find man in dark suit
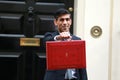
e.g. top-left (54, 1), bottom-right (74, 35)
top-left (43, 8), bottom-right (88, 80)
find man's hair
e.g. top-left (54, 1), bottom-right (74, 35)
top-left (54, 8), bottom-right (71, 19)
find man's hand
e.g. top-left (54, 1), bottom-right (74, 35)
top-left (56, 32), bottom-right (72, 41)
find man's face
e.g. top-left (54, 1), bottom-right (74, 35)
top-left (54, 14), bottom-right (72, 32)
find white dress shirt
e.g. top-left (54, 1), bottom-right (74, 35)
top-left (64, 69), bottom-right (77, 79)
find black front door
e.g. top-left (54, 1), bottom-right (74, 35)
top-left (0, 0), bottom-right (74, 80)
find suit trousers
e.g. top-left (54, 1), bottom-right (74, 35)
top-left (64, 79), bottom-right (77, 80)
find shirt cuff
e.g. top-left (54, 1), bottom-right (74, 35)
top-left (54, 35), bottom-right (58, 41)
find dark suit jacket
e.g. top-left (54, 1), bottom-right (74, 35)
top-left (43, 31), bottom-right (88, 80)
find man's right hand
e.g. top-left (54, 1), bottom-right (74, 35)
top-left (55, 32), bottom-right (72, 41)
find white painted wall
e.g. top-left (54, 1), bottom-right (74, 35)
top-left (74, 0), bottom-right (120, 80)
top-left (111, 0), bottom-right (120, 80)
